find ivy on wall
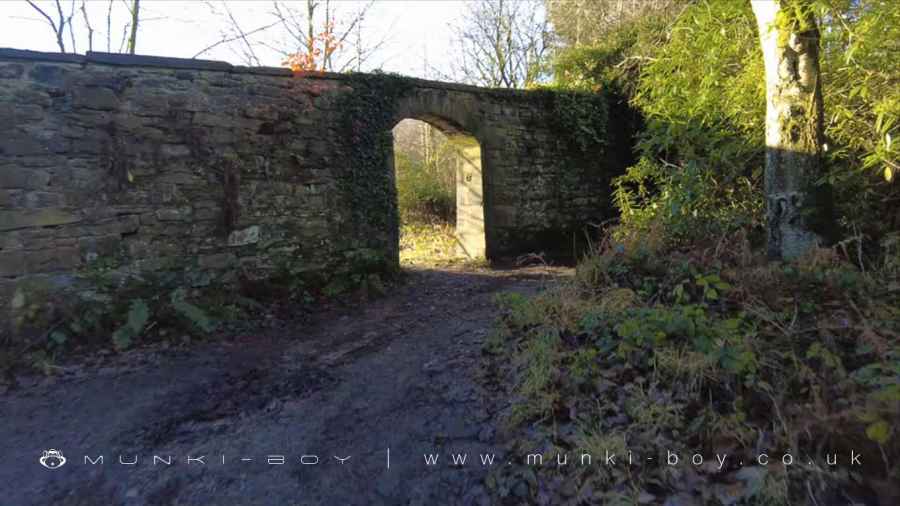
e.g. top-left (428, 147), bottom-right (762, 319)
top-left (528, 88), bottom-right (614, 224)
top-left (538, 88), bottom-right (610, 156)
top-left (335, 73), bottom-right (415, 238)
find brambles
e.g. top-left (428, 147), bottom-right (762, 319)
top-left (486, 228), bottom-right (900, 504)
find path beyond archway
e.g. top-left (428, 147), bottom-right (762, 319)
top-left (392, 117), bottom-right (486, 262)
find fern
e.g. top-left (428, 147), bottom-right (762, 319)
top-left (111, 299), bottom-right (149, 350)
top-left (169, 288), bottom-right (216, 333)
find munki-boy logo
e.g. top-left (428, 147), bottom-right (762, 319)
top-left (39, 449), bottom-right (67, 469)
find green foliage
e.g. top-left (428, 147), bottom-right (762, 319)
top-left (613, 0), bottom-right (767, 244)
top-left (398, 221), bottom-right (464, 266)
top-left (613, 305), bottom-right (755, 375)
top-left (111, 299), bottom-right (149, 350)
top-left (556, 0), bottom-right (899, 247)
top-left (394, 151), bottom-right (455, 223)
top-left (487, 238), bottom-right (900, 502)
top-left (336, 73), bottom-right (415, 237)
top-left (551, 7), bottom-right (680, 96)
top-left (170, 288), bottom-right (216, 333)
top-left (488, 0), bottom-right (900, 500)
top-left (548, 90), bottom-right (609, 153)
top-left (3, 265), bottom-right (233, 372)
top-left (494, 291), bottom-right (544, 329)
top-left (270, 245), bottom-right (395, 302)
top-left (516, 330), bottom-right (562, 421)
top-left (613, 158), bottom-right (764, 243)
top-left (819, 0), bottom-right (900, 234)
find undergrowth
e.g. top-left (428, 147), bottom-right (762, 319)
top-left (398, 220), bottom-right (463, 266)
top-left (485, 226), bottom-right (900, 505)
top-left (2, 270), bottom-right (237, 379)
top-left (1, 249), bottom-right (397, 381)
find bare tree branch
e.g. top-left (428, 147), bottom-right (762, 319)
top-left (106, 0), bottom-right (113, 51)
top-left (118, 21), bottom-right (130, 53)
top-left (80, 0), bottom-right (93, 52)
top-left (192, 19), bottom-right (280, 60)
top-left (222, 0), bottom-right (260, 65)
top-left (26, 0), bottom-right (67, 52)
top-left (66, 0), bottom-right (76, 54)
top-left (448, 0), bottom-right (552, 88)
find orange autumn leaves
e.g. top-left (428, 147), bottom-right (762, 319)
top-left (283, 21), bottom-right (340, 73)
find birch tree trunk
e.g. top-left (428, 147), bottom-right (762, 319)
top-left (751, 0), bottom-right (833, 260)
top-left (127, 0), bottom-right (140, 54)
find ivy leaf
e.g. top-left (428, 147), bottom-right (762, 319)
top-left (112, 299), bottom-right (149, 351)
top-left (49, 331), bottom-right (67, 345)
top-left (871, 384), bottom-right (900, 403)
top-left (866, 420), bottom-right (891, 445)
top-left (126, 299), bottom-right (149, 332)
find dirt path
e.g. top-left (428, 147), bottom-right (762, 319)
top-left (0, 265), bottom-right (566, 506)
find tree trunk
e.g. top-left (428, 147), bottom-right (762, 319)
top-left (127, 0), bottom-right (140, 54)
top-left (751, 0), bottom-right (833, 260)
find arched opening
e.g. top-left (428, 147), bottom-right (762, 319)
top-left (391, 118), bottom-right (485, 265)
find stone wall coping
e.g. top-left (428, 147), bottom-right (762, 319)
top-left (0, 47), bottom-right (544, 98)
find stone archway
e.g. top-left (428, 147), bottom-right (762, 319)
top-left (0, 48), bottom-right (620, 303)
top-left (391, 115), bottom-right (486, 261)
top-left (392, 90), bottom-right (490, 260)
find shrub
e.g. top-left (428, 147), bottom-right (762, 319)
top-left (555, 0), bottom-right (900, 250)
top-left (487, 232), bottom-right (900, 504)
top-left (395, 149), bottom-right (455, 224)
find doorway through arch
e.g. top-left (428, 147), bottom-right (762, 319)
top-left (391, 118), bottom-right (486, 263)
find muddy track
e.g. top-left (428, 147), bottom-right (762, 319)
top-left (0, 266), bottom-right (566, 506)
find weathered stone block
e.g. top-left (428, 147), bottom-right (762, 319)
top-left (139, 212), bottom-right (158, 226)
top-left (74, 86), bottom-right (119, 110)
top-left (0, 231), bottom-right (25, 251)
top-left (28, 64), bottom-right (69, 86)
top-left (227, 225), bottom-right (260, 247)
top-left (193, 112), bottom-right (234, 128)
top-left (0, 102), bottom-right (43, 123)
top-left (0, 190), bottom-right (19, 207)
top-left (156, 172), bottom-right (199, 186)
top-left (0, 63), bottom-right (24, 79)
top-left (0, 209), bottom-right (81, 231)
top-left (193, 207), bottom-right (219, 221)
top-left (27, 246), bottom-right (81, 272)
top-left (24, 191), bottom-right (64, 208)
top-left (155, 207), bottom-right (192, 221)
top-left (0, 251), bottom-right (28, 276)
top-left (167, 92), bottom-right (207, 111)
top-left (0, 133), bottom-right (49, 156)
top-left (160, 144), bottom-right (191, 157)
top-left (198, 252), bottom-right (236, 270)
top-left (78, 234), bottom-right (121, 261)
top-left (116, 214), bottom-right (140, 234)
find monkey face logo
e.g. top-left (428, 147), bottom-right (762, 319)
top-left (39, 450), bottom-right (66, 469)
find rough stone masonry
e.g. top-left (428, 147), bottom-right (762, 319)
top-left (0, 48), bottom-right (622, 314)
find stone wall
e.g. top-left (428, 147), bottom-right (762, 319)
top-left (0, 48), bottom-right (620, 309)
